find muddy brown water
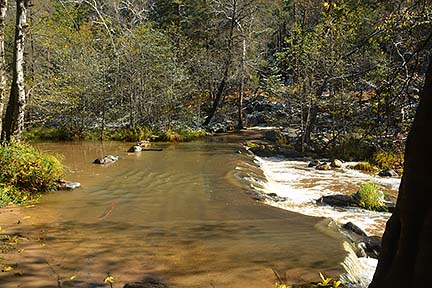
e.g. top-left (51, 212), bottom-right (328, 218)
top-left (0, 141), bottom-right (347, 288)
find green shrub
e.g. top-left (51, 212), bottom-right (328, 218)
top-left (372, 150), bottom-right (404, 172)
top-left (352, 182), bottom-right (387, 212)
top-left (350, 162), bottom-right (378, 173)
top-left (0, 142), bottom-right (64, 207)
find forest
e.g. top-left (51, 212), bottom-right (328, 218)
top-left (0, 0), bottom-right (429, 159)
top-left (0, 0), bottom-right (431, 288)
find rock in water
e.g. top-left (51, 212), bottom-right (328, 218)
top-left (308, 159), bottom-right (321, 167)
top-left (331, 159), bottom-right (343, 168)
top-left (58, 180), bottom-right (81, 190)
top-left (93, 155), bottom-right (119, 164)
top-left (343, 222), bottom-right (368, 237)
top-left (378, 168), bottom-right (398, 177)
top-left (316, 162), bottom-right (331, 170)
top-left (317, 194), bottom-right (353, 207)
top-left (128, 145), bottom-right (142, 152)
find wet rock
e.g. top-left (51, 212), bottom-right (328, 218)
top-left (343, 222), bottom-right (368, 237)
top-left (58, 180), bottom-right (81, 190)
top-left (308, 159), bottom-right (321, 167)
top-left (124, 280), bottom-right (168, 288)
top-left (316, 162), bottom-right (331, 170)
top-left (128, 145), bottom-right (142, 152)
top-left (317, 194), bottom-right (354, 207)
top-left (331, 159), bottom-right (343, 168)
top-left (93, 155), bottom-right (119, 164)
top-left (378, 168), bottom-right (398, 177)
top-left (362, 236), bottom-right (382, 258)
top-left (249, 145), bottom-right (278, 157)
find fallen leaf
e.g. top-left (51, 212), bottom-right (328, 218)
top-left (70, 275), bottom-right (77, 280)
top-left (22, 216), bottom-right (32, 220)
top-left (2, 266), bottom-right (14, 272)
top-left (40, 243), bottom-right (46, 247)
top-left (104, 276), bottom-right (115, 283)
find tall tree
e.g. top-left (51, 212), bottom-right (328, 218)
top-left (0, 0), bottom-right (6, 138)
top-left (369, 57), bottom-right (432, 287)
top-left (1, 0), bottom-right (28, 142)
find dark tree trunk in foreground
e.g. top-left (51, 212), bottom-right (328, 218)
top-left (0, 0), bottom-right (7, 138)
top-left (2, 0), bottom-right (28, 142)
top-left (369, 59), bottom-right (432, 287)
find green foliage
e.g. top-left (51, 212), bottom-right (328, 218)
top-left (372, 150), bottom-right (404, 172)
top-left (110, 127), bottom-right (158, 142)
top-left (350, 162), bottom-right (378, 173)
top-left (0, 142), bottom-right (64, 207)
top-left (352, 182), bottom-right (387, 212)
top-left (23, 127), bottom-right (75, 141)
top-left (159, 128), bottom-right (206, 142)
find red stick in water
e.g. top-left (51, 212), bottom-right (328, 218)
top-left (97, 201), bottom-right (116, 221)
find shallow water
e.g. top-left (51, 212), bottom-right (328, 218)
top-left (0, 141), bottom-right (347, 288)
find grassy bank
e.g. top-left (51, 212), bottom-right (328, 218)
top-left (0, 142), bottom-right (64, 207)
top-left (24, 126), bottom-right (207, 143)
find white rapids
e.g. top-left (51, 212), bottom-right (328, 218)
top-left (240, 155), bottom-right (401, 287)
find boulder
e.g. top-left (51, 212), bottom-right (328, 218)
top-left (308, 159), bottom-right (321, 167)
top-left (343, 222), bottom-right (368, 237)
top-left (331, 159), bottom-right (343, 168)
top-left (378, 168), bottom-right (398, 177)
top-left (316, 162), bottom-right (331, 170)
top-left (362, 235), bottom-right (382, 258)
top-left (93, 155), bottom-right (119, 164)
top-left (317, 194), bottom-right (353, 207)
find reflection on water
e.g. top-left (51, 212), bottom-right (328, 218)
top-left (1, 142), bottom-right (347, 288)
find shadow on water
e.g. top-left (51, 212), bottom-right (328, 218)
top-left (0, 141), bottom-right (347, 287)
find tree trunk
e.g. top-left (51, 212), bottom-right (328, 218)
top-left (0, 0), bottom-right (7, 138)
top-left (2, 0), bottom-right (28, 142)
top-left (369, 59), bottom-right (432, 287)
top-left (236, 37), bottom-right (246, 130)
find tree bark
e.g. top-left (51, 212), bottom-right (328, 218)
top-left (0, 0), bottom-right (7, 138)
top-left (236, 37), bottom-right (246, 130)
top-left (369, 59), bottom-right (432, 287)
top-left (2, 0), bottom-right (28, 142)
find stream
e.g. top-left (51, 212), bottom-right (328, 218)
top-left (0, 140), bottom-right (399, 287)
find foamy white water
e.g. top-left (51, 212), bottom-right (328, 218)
top-left (242, 155), bottom-right (401, 287)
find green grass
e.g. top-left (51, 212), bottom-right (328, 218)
top-left (352, 182), bottom-right (387, 212)
top-left (0, 142), bottom-right (64, 207)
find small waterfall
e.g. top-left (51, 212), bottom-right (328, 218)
top-left (340, 242), bottom-right (378, 288)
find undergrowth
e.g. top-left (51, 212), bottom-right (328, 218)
top-left (0, 142), bottom-right (64, 207)
top-left (352, 182), bottom-right (387, 212)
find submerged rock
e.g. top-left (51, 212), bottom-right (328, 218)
top-left (124, 280), bottom-right (168, 288)
top-left (93, 155), bottom-right (119, 164)
top-left (378, 168), bottom-right (398, 177)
